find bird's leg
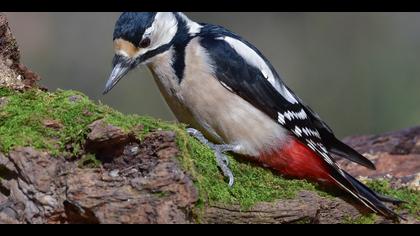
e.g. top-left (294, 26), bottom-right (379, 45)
top-left (187, 128), bottom-right (236, 187)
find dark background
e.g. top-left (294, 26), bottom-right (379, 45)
top-left (5, 12), bottom-right (420, 138)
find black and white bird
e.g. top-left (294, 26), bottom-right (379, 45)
top-left (104, 12), bottom-right (402, 219)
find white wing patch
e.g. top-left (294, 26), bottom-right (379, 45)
top-left (301, 127), bottom-right (321, 139)
top-left (217, 36), bottom-right (298, 104)
top-left (277, 109), bottom-right (321, 139)
top-left (277, 112), bottom-right (286, 125)
top-left (293, 126), bottom-right (302, 137)
top-left (283, 109), bottom-right (308, 121)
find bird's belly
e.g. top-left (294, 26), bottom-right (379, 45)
top-left (147, 39), bottom-right (289, 157)
top-left (150, 67), bottom-right (288, 157)
top-left (182, 76), bottom-right (287, 157)
top-left (178, 73), bottom-right (289, 157)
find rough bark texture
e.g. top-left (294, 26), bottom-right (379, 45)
top-left (5, 121), bottom-right (418, 224)
top-left (0, 128), bottom-right (198, 224)
top-left (201, 191), bottom-right (364, 224)
top-left (0, 14), bottom-right (418, 224)
top-left (340, 127), bottom-right (420, 191)
top-left (0, 13), bottom-right (41, 91)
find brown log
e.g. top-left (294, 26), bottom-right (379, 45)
top-left (0, 13), bottom-right (418, 224)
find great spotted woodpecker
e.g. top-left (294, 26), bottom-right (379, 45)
top-left (103, 12), bottom-right (402, 219)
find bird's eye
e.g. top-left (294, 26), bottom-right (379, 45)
top-left (139, 37), bottom-right (151, 48)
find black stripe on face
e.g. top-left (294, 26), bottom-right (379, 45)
top-left (140, 13), bottom-right (194, 83)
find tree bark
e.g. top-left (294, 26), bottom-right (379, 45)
top-left (0, 13), bottom-right (418, 224)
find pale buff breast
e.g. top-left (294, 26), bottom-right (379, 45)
top-left (147, 38), bottom-right (289, 157)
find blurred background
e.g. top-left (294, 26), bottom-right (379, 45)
top-left (4, 12), bottom-right (420, 138)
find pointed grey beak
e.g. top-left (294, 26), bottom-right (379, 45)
top-left (103, 55), bottom-right (137, 95)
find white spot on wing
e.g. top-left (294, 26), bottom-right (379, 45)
top-left (277, 112), bottom-right (285, 124)
top-left (282, 109), bottom-right (308, 122)
top-left (297, 109), bottom-right (307, 119)
top-left (301, 127), bottom-right (320, 138)
top-left (307, 142), bottom-right (316, 151)
top-left (294, 126), bottom-right (302, 137)
top-left (220, 36), bottom-right (298, 104)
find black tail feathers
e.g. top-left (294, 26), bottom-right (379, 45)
top-left (339, 171), bottom-right (405, 220)
top-left (329, 139), bottom-right (376, 170)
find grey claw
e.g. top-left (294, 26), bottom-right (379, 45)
top-left (223, 157), bottom-right (229, 166)
top-left (186, 128), bottom-right (197, 135)
top-left (187, 127), bottom-right (235, 187)
top-left (215, 151), bottom-right (234, 187)
top-left (227, 170), bottom-right (234, 187)
top-left (217, 159), bottom-right (235, 187)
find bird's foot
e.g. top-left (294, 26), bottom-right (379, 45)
top-left (187, 128), bottom-right (236, 187)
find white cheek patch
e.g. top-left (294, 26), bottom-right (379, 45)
top-left (217, 36), bottom-right (298, 104)
top-left (141, 12), bottom-right (178, 55)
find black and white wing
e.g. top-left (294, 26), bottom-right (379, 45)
top-left (197, 25), bottom-right (401, 219)
top-left (198, 25), bottom-right (375, 170)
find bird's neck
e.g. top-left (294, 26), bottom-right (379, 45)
top-left (146, 48), bottom-right (179, 86)
top-left (143, 13), bottom-right (202, 84)
top-left (174, 12), bottom-right (202, 36)
top-left (146, 13), bottom-right (202, 83)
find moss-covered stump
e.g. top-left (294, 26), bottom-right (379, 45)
top-left (0, 13), bottom-right (418, 224)
top-left (0, 87), bottom-right (418, 224)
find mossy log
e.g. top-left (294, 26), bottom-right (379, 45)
top-left (0, 14), bottom-right (418, 224)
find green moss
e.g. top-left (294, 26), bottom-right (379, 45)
top-left (343, 214), bottom-right (377, 224)
top-left (3, 87), bottom-right (418, 223)
top-left (0, 87), bottom-right (178, 156)
top-left (0, 87), bottom-right (328, 209)
top-left (365, 179), bottom-right (420, 218)
top-left (174, 127), bottom-right (330, 210)
top-left (78, 153), bottom-right (102, 168)
top-left (0, 88), bottom-right (100, 156)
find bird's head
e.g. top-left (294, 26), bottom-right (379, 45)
top-left (103, 12), bottom-right (179, 94)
